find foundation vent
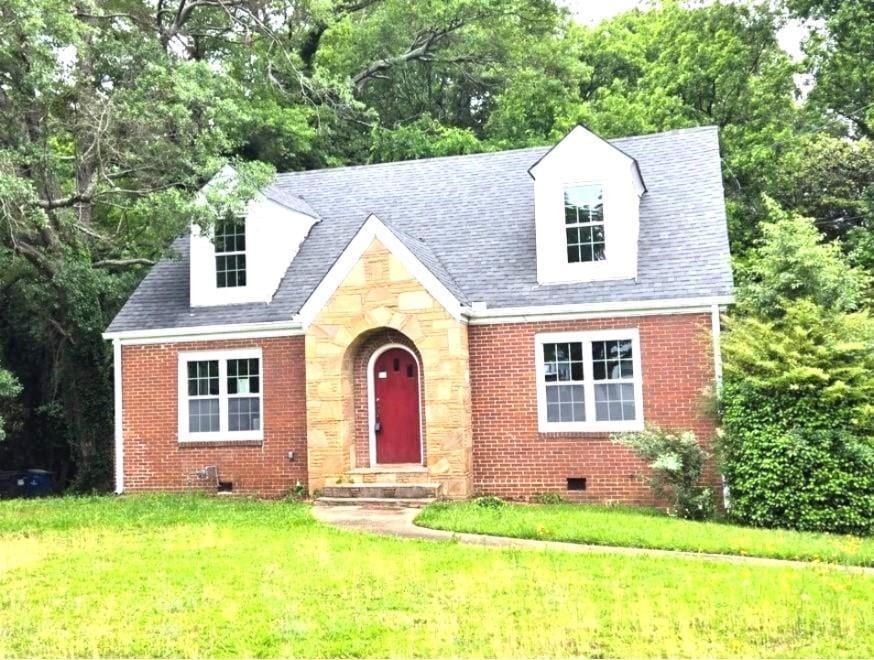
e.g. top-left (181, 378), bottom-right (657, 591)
top-left (566, 477), bottom-right (587, 491)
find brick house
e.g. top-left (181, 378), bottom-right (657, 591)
top-left (104, 125), bottom-right (733, 504)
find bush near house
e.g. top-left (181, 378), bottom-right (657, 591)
top-left (720, 203), bottom-right (874, 535)
top-left (611, 426), bottom-right (714, 520)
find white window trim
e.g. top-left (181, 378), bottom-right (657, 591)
top-left (214, 218), bottom-right (248, 289)
top-left (562, 179), bottom-right (609, 267)
top-left (563, 182), bottom-right (606, 264)
top-left (177, 347), bottom-right (264, 442)
top-left (535, 328), bottom-right (644, 433)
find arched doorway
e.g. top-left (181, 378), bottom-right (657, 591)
top-left (367, 344), bottom-right (423, 464)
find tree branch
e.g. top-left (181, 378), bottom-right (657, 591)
top-left (92, 258), bottom-right (156, 269)
top-left (352, 20), bottom-right (464, 91)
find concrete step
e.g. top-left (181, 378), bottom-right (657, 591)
top-left (320, 482), bottom-right (441, 500)
top-left (314, 497), bottom-right (436, 509)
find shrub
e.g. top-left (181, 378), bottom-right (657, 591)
top-left (720, 207), bottom-right (874, 534)
top-left (720, 382), bottom-right (874, 535)
top-left (473, 495), bottom-right (506, 509)
top-left (531, 492), bottom-right (566, 505)
top-left (612, 426), bottom-right (714, 520)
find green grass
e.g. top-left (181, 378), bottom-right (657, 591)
top-left (415, 500), bottom-right (874, 567)
top-left (1, 496), bottom-right (872, 657)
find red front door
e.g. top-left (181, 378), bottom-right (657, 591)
top-left (373, 348), bottom-right (422, 464)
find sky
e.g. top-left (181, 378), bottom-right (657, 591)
top-left (560, 0), bottom-right (808, 61)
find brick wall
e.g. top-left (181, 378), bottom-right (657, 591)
top-left (121, 335), bottom-right (307, 498)
top-left (468, 313), bottom-right (718, 504)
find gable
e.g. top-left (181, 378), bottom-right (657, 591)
top-left (297, 214), bottom-right (466, 328)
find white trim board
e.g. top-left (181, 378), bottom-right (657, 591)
top-left (103, 296), bottom-right (734, 344)
top-left (112, 339), bottom-right (124, 494)
top-left (104, 321), bottom-right (303, 346)
top-left (467, 296), bottom-right (733, 325)
top-left (297, 213), bottom-right (465, 328)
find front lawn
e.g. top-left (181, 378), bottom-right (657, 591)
top-left (1, 496), bottom-right (872, 657)
top-left (415, 500), bottom-right (874, 567)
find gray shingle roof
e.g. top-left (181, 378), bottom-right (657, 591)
top-left (106, 125), bottom-right (733, 334)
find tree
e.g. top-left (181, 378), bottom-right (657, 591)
top-left (788, 0), bottom-right (874, 138)
top-left (0, 363), bottom-right (21, 443)
top-left (720, 203), bottom-right (874, 534)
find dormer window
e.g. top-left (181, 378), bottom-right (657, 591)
top-left (215, 219), bottom-right (246, 288)
top-left (564, 184), bottom-right (605, 264)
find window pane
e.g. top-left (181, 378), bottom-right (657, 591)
top-left (543, 344), bottom-right (556, 362)
top-left (592, 244), bottom-right (606, 261)
top-left (229, 397), bottom-right (260, 431)
top-left (227, 358), bottom-right (259, 395)
top-left (594, 382), bottom-right (637, 421)
top-left (188, 360), bottom-right (219, 398)
top-left (581, 245), bottom-right (593, 262)
top-left (566, 227), bottom-right (579, 245)
top-left (567, 245), bottom-right (579, 263)
top-left (545, 384), bottom-right (585, 422)
top-left (547, 403), bottom-right (560, 422)
top-left (215, 220), bottom-right (245, 254)
top-left (189, 398), bottom-right (219, 433)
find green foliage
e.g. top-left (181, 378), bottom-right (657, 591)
top-left (721, 208), bottom-right (874, 534)
top-left (734, 198), bottom-right (871, 317)
top-left (788, 0), bottom-right (874, 139)
top-left (612, 426), bottom-right (714, 520)
top-left (417, 499), bottom-right (874, 566)
top-left (370, 116), bottom-right (484, 162)
top-left (0, 362), bottom-right (21, 443)
top-left (720, 387), bottom-right (874, 535)
top-left (530, 491), bottom-right (566, 505)
top-left (472, 495), bottom-right (506, 509)
top-left (3, 497), bottom-right (873, 657)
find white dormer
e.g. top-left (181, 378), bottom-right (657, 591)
top-left (530, 126), bottom-right (646, 285)
top-left (189, 169), bottom-right (319, 307)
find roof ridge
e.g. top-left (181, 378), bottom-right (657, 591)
top-left (273, 125), bottom-right (719, 181)
top-left (274, 145), bottom-right (548, 180)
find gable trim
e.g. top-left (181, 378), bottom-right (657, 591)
top-left (528, 125), bottom-right (647, 192)
top-left (297, 213), bottom-right (466, 328)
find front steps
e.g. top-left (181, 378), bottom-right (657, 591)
top-left (316, 482), bottom-right (440, 508)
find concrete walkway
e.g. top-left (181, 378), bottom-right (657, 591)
top-left (312, 503), bottom-right (874, 574)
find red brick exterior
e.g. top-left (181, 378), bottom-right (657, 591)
top-left (119, 312), bottom-right (717, 504)
top-left (121, 336), bottom-right (307, 498)
top-left (468, 313), bottom-right (718, 504)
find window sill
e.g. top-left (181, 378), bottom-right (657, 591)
top-left (178, 434), bottom-right (264, 447)
top-left (538, 421), bottom-right (644, 435)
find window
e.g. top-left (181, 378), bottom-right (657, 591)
top-left (535, 330), bottom-right (643, 432)
top-left (215, 219), bottom-right (246, 288)
top-left (564, 184), bottom-right (605, 264)
top-left (178, 349), bottom-right (263, 441)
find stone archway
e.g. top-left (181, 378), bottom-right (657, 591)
top-left (350, 328), bottom-right (425, 470)
top-left (304, 238), bottom-right (473, 498)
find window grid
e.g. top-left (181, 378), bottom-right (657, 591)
top-left (215, 220), bottom-right (247, 288)
top-left (186, 360), bottom-right (219, 433)
top-left (227, 358), bottom-right (261, 432)
top-left (564, 184), bottom-right (605, 264)
top-left (543, 342), bottom-right (586, 423)
top-left (180, 352), bottom-right (263, 440)
top-left (591, 339), bottom-right (637, 422)
top-left (537, 332), bottom-right (642, 431)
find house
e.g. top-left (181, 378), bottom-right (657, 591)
top-left (103, 125), bottom-right (733, 503)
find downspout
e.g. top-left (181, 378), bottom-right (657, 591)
top-left (113, 338), bottom-right (124, 494)
top-left (711, 303), bottom-right (729, 510)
